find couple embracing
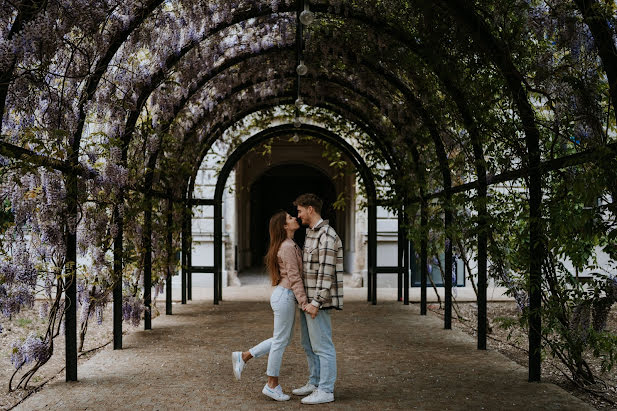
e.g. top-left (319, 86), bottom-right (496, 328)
top-left (232, 193), bottom-right (344, 405)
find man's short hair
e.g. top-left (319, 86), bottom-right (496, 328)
top-left (293, 193), bottom-right (323, 215)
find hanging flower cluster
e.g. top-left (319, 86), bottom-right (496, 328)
top-left (10, 334), bottom-right (51, 369)
top-left (122, 295), bottom-right (145, 327)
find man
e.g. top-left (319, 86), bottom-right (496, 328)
top-left (292, 193), bottom-right (343, 405)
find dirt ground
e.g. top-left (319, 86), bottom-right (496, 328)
top-left (0, 300), bottom-right (150, 410)
top-left (428, 301), bottom-right (617, 410)
top-left (1, 299), bottom-right (594, 410)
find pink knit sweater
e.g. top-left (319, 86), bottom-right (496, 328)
top-left (276, 238), bottom-right (307, 306)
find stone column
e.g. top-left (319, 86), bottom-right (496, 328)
top-left (352, 185), bottom-right (367, 288)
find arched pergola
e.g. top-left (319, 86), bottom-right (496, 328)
top-left (1, 0), bottom-right (616, 391)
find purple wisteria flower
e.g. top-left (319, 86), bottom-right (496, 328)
top-left (1, 257), bottom-right (36, 318)
top-left (122, 296), bottom-right (144, 327)
top-left (11, 334), bottom-right (51, 369)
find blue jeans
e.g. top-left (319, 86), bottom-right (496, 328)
top-left (299, 308), bottom-right (337, 393)
top-left (248, 286), bottom-right (297, 377)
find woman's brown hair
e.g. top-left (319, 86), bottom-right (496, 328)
top-left (264, 210), bottom-right (288, 286)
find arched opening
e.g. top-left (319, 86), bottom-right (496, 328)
top-left (228, 134), bottom-right (358, 286)
top-left (248, 164), bottom-right (337, 266)
top-left (212, 124), bottom-right (378, 304)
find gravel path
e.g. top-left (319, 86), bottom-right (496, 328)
top-left (14, 299), bottom-right (593, 410)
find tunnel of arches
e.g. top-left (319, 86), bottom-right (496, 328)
top-left (0, 0), bottom-right (616, 391)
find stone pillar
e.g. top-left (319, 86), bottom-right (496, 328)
top-left (224, 171), bottom-right (241, 286)
top-left (352, 187), bottom-right (367, 288)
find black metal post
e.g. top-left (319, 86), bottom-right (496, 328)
top-left (218, 257), bottom-right (223, 301)
top-left (65, 173), bottom-right (78, 381)
top-left (444, 202), bottom-right (452, 330)
top-left (187, 212), bottom-right (192, 301)
top-left (166, 266), bottom-right (173, 315)
top-left (529, 171), bottom-right (543, 381)
top-left (113, 206), bottom-right (123, 349)
top-left (403, 209), bottom-right (410, 306)
top-left (206, 124), bottom-right (379, 306)
top-left (214, 199), bottom-right (222, 304)
top-left (166, 195), bottom-right (173, 316)
top-left (143, 193), bottom-right (152, 330)
top-left (420, 201), bottom-right (428, 315)
top-left (369, 202), bottom-right (377, 305)
top-left (367, 262), bottom-right (372, 302)
top-left (397, 208), bottom-right (403, 302)
top-left (181, 197), bottom-right (188, 305)
top-left (477, 182), bottom-right (488, 350)
top-left (218, 210), bottom-right (223, 301)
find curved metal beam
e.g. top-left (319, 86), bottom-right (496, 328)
top-left (181, 78), bottom-right (404, 197)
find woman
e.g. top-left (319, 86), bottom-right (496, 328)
top-left (232, 210), bottom-right (307, 401)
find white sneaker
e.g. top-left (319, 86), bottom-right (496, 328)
top-left (262, 384), bottom-right (291, 401)
top-left (301, 389), bottom-right (334, 405)
top-left (292, 382), bottom-right (317, 396)
top-left (231, 351), bottom-right (245, 380)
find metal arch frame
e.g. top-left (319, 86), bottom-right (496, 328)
top-left (181, 93), bottom-right (409, 302)
top-left (179, 91), bottom-right (409, 304)
top-left (114, 2), bottom-right (520, 370)
top-left (107, 3), bottom-right (541, 356)
top-left (205, 123), bottom-right (378, 305)
top-left (179, 97), bottom-right (396, 295)
top-left (180, 98), bottom-right (384, 307)
top-left (102, 6), bottom-right (489, 345)
top-left (96, 7), bottom-right (475, 324)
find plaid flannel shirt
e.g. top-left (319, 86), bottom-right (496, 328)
top-left (302, 219), bottom-right (344, 310)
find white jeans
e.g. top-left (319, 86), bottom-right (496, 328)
top-left (248, 286), bottom-right (297, 376)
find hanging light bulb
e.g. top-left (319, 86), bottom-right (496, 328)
top-left (295, 97), bottom-right (304, 108)
top-left (291, 133), bottom-right (300, 143)
top-left (294, 117), bottom-right (302, 128)
top-left (300, 11), bottom-right (314, 26)
top-left (296, 61), bottom-right (308, 76)
top-left (299, 3), bottom-right (315, 26)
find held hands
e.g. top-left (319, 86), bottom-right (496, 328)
top-left (303, 303), bottom-right (319, 319)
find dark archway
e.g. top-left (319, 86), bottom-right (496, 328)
top-left (249, 164), bottom-right (338, 266)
